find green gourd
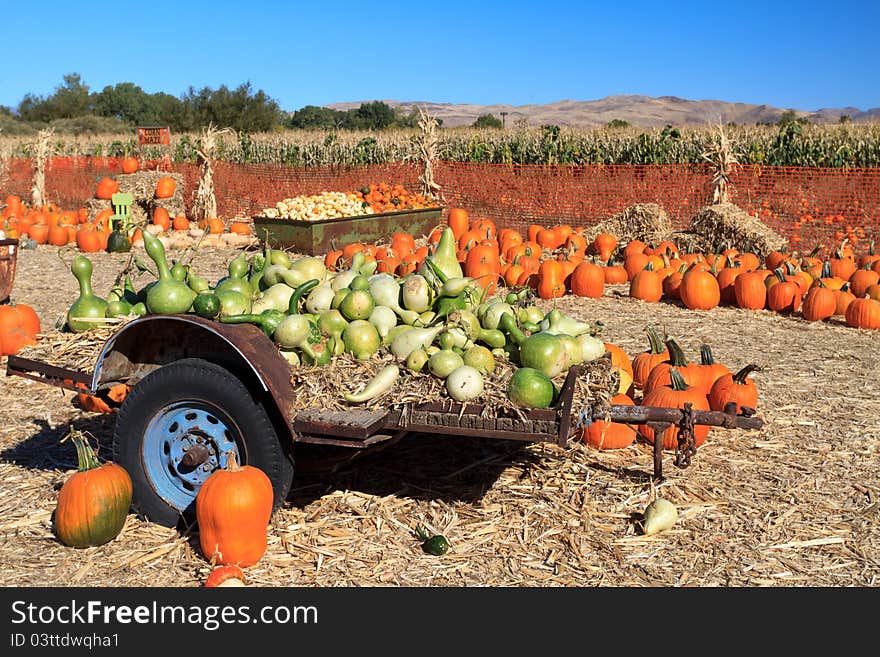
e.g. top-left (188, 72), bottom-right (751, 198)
top-left (141, 230), bottom-right (196, 315)
top-left (66, 255), bottom-right (108, 333)
top-left (170, 261), bottom-right (188, 282)
top-left (105, 299), bottom-right (132, 318)
top-left (220, 309), bottom-right (286, 338)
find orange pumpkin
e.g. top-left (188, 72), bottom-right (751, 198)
top-left (54, 428), bottom-right (132, 548)
top-left (196, 451), bottom-right (274, 567)
top-left (121, 156), bottom-right (139, 174)
top-left (569, 260), bottom-right (604, 298)
top-left (0, 303), bottom-right (41, 356)
top-left (152, 207), bottom-right (171, 232)
top-left (95, 177), bottom-right (119, 200)
top-left (679, 266), bottom-right (720, 310)
top-left (709, 364), bottom-right (759, 414)
top-left (845, 297), bottom-right (880, 330)
top-left (631, 326), bottom-right (669, 391)
top-left (639, 368), bottom-right (711, 450)
top-left (582, 394), bottom-right (637, 449)
top-left (536, 259), bottom-right (565, 299)
top-left (229, 221), bottom-right (252, 236)
top-left (172, 214), bottom-right (190, 231)
top-left (447, 208), bottom-right (469, 241)
top-left (155, 176), bottom-right (176, 199)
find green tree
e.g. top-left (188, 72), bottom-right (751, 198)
top-left (285, 105), bottom-right (341, 129)
top-left (17, 73), bottom-right (92, 122)
top-left (180, 82), bottom-right (282, 131)
top-left (472, 114), bottom-right (503, 129)
top-left (777, 110), bottom-right (798, 126)
top-left (94, 82), bottom-right (160, 125)
top-left (604, 118), bottom-right (630, 129)
top-left (341, 101), bottom-right (396, 130)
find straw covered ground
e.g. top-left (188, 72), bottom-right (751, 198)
top-left (0, 246), bottom-right (878, 587)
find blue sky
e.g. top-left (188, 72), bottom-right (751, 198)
top-left (1, 0), bottom-right (878, 112)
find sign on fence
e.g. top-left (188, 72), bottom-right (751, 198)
top-left (137, 126), bottom-right (171, 146)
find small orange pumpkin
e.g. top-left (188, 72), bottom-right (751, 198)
top-left (54, 428), bottom-right (132, 548)
top-left (155, 176), bottom-right (176, 199)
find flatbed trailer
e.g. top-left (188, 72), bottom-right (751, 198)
top-left (5, 314), bottom-right (763, 527)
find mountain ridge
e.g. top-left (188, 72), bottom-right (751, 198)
top-left (325, 94), bottom-right (880, 128)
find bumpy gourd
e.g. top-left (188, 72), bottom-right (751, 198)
top-left (142, 230), bottom-right (196, 314)
top-left (66, 255), bottom-right (108, 333)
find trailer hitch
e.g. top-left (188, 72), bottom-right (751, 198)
top-left (582, 401), bottom-right (764, 481)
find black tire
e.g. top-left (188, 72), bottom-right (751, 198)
top-left (113, 357), bottom-right (294, 528)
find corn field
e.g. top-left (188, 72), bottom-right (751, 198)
top-left (1, 123), bottom-right (879, 167)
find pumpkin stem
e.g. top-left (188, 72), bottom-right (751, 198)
top-left (225, 451), bottom-right (243, 472)
top-left (772, 268), bottom-right (786, 283)
top-left (645, 326), bottom-right (666, 355)
top-left (668, 368), bottom-right (689, 391)
top-left (808, 245), bottom-right (822, 258)
top-left (65, 425), bottom-right (101, 472)
top-left (820, 259), bottom-right (832, 279)
top-left (732, 364), bottom-right (760, 385)
top-left (700, 344), bottom-right (717, 366)
top-left (664, 338), bottom-right (688, 367)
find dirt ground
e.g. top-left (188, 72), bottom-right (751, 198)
top-left (0, 245), bottom-right (878, 587)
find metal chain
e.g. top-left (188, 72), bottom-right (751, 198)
top-left (674, 402), bottom-right (698, 469)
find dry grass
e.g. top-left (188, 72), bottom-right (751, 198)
top-left (0, 247), bottom-right (878, 587)
top-left (690, 203), bottom-right (789, 258)
top-left (583, 203), bottom-right (672, 247)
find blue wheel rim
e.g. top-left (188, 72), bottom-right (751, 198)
top-left (142, 401), bottom-right (242, 513)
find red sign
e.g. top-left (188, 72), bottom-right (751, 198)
top-left (137, 126), bottom-right (171, 146)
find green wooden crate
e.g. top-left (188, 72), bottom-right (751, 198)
top-left (252, 207), bottom-right (444, 255)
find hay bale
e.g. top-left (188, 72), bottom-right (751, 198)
top-left (85, 171), bottom-right (185, 226)
top-left (583, 203), bottom-right (672, 248)
top-left (664, 230), bottom-right (715, 255)
top-left (689, 203), bottom-right (788, 258)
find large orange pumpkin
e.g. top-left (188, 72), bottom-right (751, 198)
top-left (639, 368), bottom-right (710, 450)
top-left (0, 303), bottom-right (41, 356)
top-left (196, 451), bottom-right (273, 567)
top-left (54, 428), bottom-right (132, 548)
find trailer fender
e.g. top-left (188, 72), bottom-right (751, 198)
top-left (91, 315), bottom-right (295, 431)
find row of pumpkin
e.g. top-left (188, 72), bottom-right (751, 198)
top-left (0, 194), bottom-right (252, 252)
top-left (322, 208), bottom-right (880, 330)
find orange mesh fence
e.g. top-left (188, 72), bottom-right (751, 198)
top-left (3, 157), bottom-right (878, 256)
top-left (435, 161), bottom-right (880, 255)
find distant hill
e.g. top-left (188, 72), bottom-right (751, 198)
top-left (325, 95), bottom-right (880, 128)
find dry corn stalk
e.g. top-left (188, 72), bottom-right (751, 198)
top-left (416, 106), bottom-right (442, 201)
top-left (192, 124), bottom-right (234, 223)
top-left (30, 128), bottom-right (54, 208)
top-left (701, 122), bottom-right (740, 204)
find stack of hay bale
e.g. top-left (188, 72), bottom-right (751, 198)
top-left (86, 171), bottom-right (186, 225)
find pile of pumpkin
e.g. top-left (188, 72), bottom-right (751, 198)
top-left (260, 182), bottom-right (439, 222)
top-left (584, 327), bottom-right (760, 452)
top-left (340, 207), bottom-right (879, 330)
top-left (0, 192), bottom-right (253, 253)
top-left (619, 238), bottom-right (880, 330)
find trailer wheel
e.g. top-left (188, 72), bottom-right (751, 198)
top-left (113, 357), bottom-right (294, 527)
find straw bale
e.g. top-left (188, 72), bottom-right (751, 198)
top-left (86, 171), bottom-right (185, 225)
top-left (583, 203), bottom-right (672, 248)
top-left (689, 203), bottom-right (788, 258)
